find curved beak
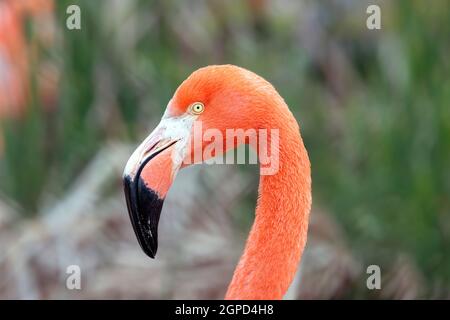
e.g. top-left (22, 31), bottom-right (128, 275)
top-left (123, 116), bottom-right (193, 258)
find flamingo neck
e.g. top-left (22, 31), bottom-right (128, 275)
top-left (225, 111), bottom-right (312, 300)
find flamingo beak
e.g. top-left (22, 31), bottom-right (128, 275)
top-left (123, 116), bottom-right (193, 258)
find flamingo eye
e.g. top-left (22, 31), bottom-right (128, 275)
top-left (189, 102), bottom-right (204, 115)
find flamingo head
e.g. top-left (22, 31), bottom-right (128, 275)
top-left (123, 65), bottom-right (279, 258)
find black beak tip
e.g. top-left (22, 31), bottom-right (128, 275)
top-left (123, 174), bottom-right (164, 260)
top-left (141, 243), bottom-right (156, 259)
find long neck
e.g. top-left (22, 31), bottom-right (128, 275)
top-left (225, 109), bottom-right (312, 300)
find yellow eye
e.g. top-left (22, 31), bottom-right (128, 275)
top-left (190, 102), bottom-right (204, 115)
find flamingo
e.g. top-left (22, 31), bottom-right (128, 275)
top-left (123, 65), bottom-right (312, 300)
top-left (0, 0), bottom-right (56, 154)
top-left (0, 0), bottom-right (55, 118)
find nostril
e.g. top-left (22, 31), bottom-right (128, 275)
top-left (146, 141), bottom-right (159, 153)
top-left (144, 139), bottom-right (177, 156)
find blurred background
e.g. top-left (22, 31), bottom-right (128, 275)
top-left (0, 0), bottom-right (449, 299)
